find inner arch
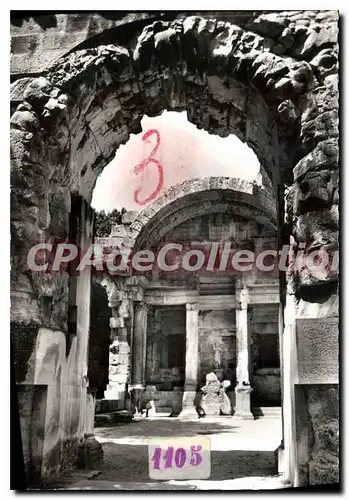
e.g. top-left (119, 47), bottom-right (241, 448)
top-left (122, 177), bottom-right (277, 252)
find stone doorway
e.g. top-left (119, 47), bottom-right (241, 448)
top-left (145, 305), bottom-right (186, 416)
top-left (88, 282), bottom-right (110, 400)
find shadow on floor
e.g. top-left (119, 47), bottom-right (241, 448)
top-left (41, 417), bottom-right (281, 489)
top-left (95, 418), bottom-right (239, 440)
top-left (97, 442), bottom-right (277, 482)
top-left (93, 419), bottom-right (277, 483)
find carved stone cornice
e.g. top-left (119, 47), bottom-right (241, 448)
top-left (186, 303), bottom-right (199, 311)
top-left (124, 276), bottom-right (149, 301)
top-left (100, 276), bottom-right (123, 308)
top-left (236, 284), bottom-right (250, 310)
top-left (134, 301), bottom-right (148, 313)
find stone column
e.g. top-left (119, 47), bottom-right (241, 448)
top-left (233, 283), bottom-right (254, 420)
top-left (130, 302), bottom-right (148, 415)
top-left (104, 299), bottom-right (131, 407)
top-left (132, 302), bottom-right (148, 387)
top-left (179, 303), bottom-right (199, 419)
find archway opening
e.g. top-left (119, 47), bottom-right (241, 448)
top-left (88, 281), bottom-right (110, 399)
top-left (91, 110), bottom-right (265, 214)
top-left (11, 12), bottom-right (339, 488)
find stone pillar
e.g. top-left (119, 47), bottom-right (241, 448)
top-left (130, 302), bottom-right (148, 415)
top-left (132, 302), bottom-right (148, 387)
top-left (104, 299), bottom-right (131, 407)
top-left (233, 283), bottom-right (254, 420)
top-left (179, 303), bottom-right (199, 419)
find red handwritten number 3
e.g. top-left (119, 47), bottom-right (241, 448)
top-left (133, 129), bottom-right (164, 206)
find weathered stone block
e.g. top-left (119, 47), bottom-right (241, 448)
top-left (292, 171), bottom-right (337, 215)
top-left (293, 139), bottom-right (338, 181)
top-left (301, 22), bottom-right (339, 60)
top-left (77, 436), bottom-right (103, 469)
top-left (95, 410), bottom-right (133, 426)
top-left (17, 384), bottom-right (48, 484)
top-left (310, 49), bottom-right (338, 83)
top-left (300, 109), bottom-right (338, 152)
top-left (308, 456), bottom-right (339, 485)
top-left (307, 385), bottom-right (339, 485)
top-left (296, 317), bottom-right (339, 384)
top-left (11, 324), bottom-right (39, 382)
top-left (294, 207), bottom-right (338, 248)
top-left (109, 317), bottom-right (121, 329)
top-left (22, 76), bottom-right (53, 108)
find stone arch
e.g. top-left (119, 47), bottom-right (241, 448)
top-left (11, 16), bottom-right (313, 199)
top-left (120, 177), bottom-right (277, 251)
top-left (11, 13), bottom-right (338, 316)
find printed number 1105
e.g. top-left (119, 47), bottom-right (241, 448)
top-left (152, 445), bottom-right (202, 470)
top-left (148, 436), bottom-right (211, 480)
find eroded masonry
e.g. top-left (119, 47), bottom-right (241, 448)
top-left (11, 11), bottom-right (339, 488)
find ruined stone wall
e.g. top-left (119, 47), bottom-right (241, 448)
top-left (307, 385), bottom-right (339, 484)
top-left (10, 12), bottom-right (168, 77)
top-left (16, 384), bottom-right (47, 484)
top-left (12, 198), bottom-right (97, 479)
top-left (294, 384), bottom-right (339, 485)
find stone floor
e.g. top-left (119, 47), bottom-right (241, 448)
top-left (44, 415), bottom-right (291, 491)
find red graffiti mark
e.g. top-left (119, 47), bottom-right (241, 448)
top-left (133, 129), bottom-right (164, 206)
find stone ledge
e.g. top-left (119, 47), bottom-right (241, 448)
top-left (94, 410), bottom-right (134, 427)
top-left (95, 399), bottom-right (123, 414)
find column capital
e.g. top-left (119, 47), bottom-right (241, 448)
top-left (125, 276), bottom-right (148, 288)
top-left (109, 299), bottom-right (122, 309)
top-left (100, 276), bottom-right (124, 308)
top-left (186, 303), bottom-right (199, 311)
top-left (236, 284), bottom-right (250, 310)
top-left (124, 276), bottom-right (148, 301)
top-left (135, 301), bottom-right (148, 312)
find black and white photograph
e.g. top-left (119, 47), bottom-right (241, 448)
top-left (9, 6), bottom-right (340, 492)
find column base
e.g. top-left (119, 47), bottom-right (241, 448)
top-left (178, 407), bottom-right (199, 419)
top-left (95, 399), bottom-right (122, 414)
top-left (277, 444), bottom-right (285, 475)
top-left (232, 411), bottom-right (255, 421)
top-left (104, 390), bottom-right (125, 400)
top-left (129, 384), bottom-right (145, 415)
top-left (178, 390), bottom-right (198, 419)
top-left (233, 384), bottom-right (253, 420)
top-left (104, 383), bottom-right (126, 406)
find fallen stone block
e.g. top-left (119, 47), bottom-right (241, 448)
top-left (94, 410), bottom-right (134, 427)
